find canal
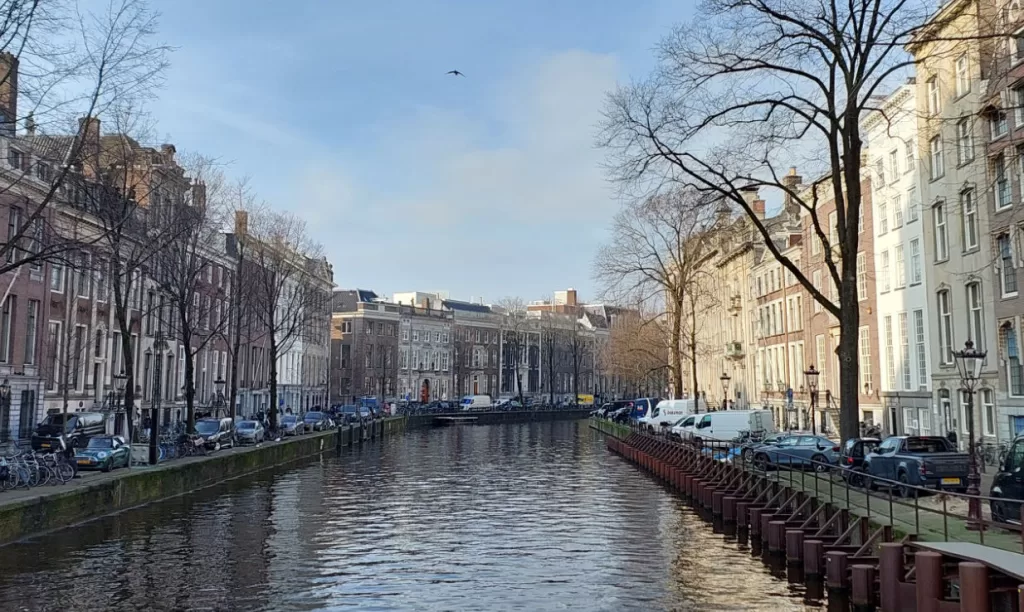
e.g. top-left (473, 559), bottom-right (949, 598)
top-left (0, 421), bottom-right (825, 611)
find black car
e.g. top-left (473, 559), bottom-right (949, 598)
top-left (32, 411), bottom-right (107, 451)
top-left (838, 437), bottom-right (881, 487)
top-left (303, 411), bottom-right (331, 431)
top-left (991, 435), bottom-right (1024, 524)
top-left (611, 407), bottom-right (632, 424)
top-left (195, 418), bottom-right (235, 451)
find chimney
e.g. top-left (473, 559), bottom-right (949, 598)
top-left (234, 210), bottom-right (248, 236)
top-left (191, 180), bottom-right (206, 209)
top-left (0, 52), bottom-right (17, 137)
top-left (77, 116), bottom-right (101, 178)
top-left (752, 199), bottom-right (766, 220)
top-left (160, 143), bottom-right (176, 163)
top-left (566, 289), bottom-right (577, 306)
top-left (782, 167), bottom-right (802, 212)
top-left (24, 111), bottom-right (34, 136)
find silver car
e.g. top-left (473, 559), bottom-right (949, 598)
top-left (234, 420), bottom-right (265, 445)
top-left (281, 414), bottom-right (304, 436)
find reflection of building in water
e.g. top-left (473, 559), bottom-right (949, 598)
top-left (226, 486), bottom-right (274, 602)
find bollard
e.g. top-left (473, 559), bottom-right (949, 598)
top-left (723, 496), bottom-right (737, 522)
top-left (826, 551), bottom-right (850, 590)
top-left (682, 474), bottom-right (693, 498)
top-left (785, 529), bottom-right (803, 565)
top-left (1019, 584), bottom-right (1024, 612)
top-left (958, 562), bottom-right (989, 612)
top-left (750, 508), bottom-right (763, 536)
top-left (768, 521), bottom-right (786, 554)
top-left (878, 543), bottom-right (903, 612)
top-left (915, 551), bottom-right (943, 612)
top-left (851, 564), bottom-right (876, 608)
top-left (761, 513), bottom-right (775, 546)
top-left (803, 540), bottom-right (824, 576)
top-left (736, 502), bottom-right (749, 528)
top-left (712, 491), bottom-right (724, 516)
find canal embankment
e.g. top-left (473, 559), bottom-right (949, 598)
top-left (0, 417), bottom-right (408, 546)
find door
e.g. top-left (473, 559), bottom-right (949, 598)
top-left (772, 437), bottom-right (799, 466)
top-left (791, 436), bottom-right (820, 466)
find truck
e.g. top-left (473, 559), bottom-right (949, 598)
top-left (862, 436), bottom-right (970, 497)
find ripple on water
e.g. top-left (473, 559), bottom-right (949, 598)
top-left (0, 421), bottom-right (826, 611)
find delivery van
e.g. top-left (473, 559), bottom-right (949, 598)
top-left (638, 399), bottom-right (697, 432)
top-left (672, 409), bottom-right (775, 445)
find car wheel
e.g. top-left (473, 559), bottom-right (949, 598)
top-left (811, 454), bottom-right (829, 473)
top-left (898, 473), bottom-right (914, 498)
top-left (214, 441), bottom-right (221, 452)
top-left (849, 470), bottom-right (865, 488)
top-left (754, 454), bottom-right (768, 471)
top-left (101, 460), bottom-right (111, 473)
top-left (991, 499), bottom-right (1006, 524)
top-left (742, 448), bottom-right (753, 464)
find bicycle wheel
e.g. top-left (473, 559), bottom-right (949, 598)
top-left (58, 459), bottom-right (74, 483)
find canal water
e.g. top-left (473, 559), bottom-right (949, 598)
top-left (0, 421), bottom-right (826, 611)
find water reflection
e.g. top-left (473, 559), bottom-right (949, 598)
top-left (0, 421), bottom-right (824, 611)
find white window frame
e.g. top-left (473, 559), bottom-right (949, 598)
top-left (956, 118), bottom-right (973, 165)
top-left (933, 201), bottom-right (949, 261)
top-left (895, 245), bottom-right (906, 289)
top-left (914, 310), bottom-right (928, 389)
top-left (927, 76), bottom-right (940, 115)
top-left (955, 53), bottom-right (970, 97)
top-left (962, 188), bottom-right (979, 250)
top-left (880, 249), bottom-right (891, 293)
top-left (856, 252), bottom-right (867, 301)
top-left (910, 238), bottom-right (922, 285)
top-left (930, 135), bottom-right (944, 180)
top-left (938, 290), bottom-right (953, 364)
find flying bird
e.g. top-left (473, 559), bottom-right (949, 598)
top-left (446, 70), bottom-right (465, 77)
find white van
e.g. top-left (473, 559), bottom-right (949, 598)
top-left (460, 395), bottom-right (492, 411)
top-left (639, 399), bottom-right (697, 432)
top-left (672, 410), bottom-right (775, 444)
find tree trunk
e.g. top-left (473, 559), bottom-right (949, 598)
top-left (268, 334), bottom-right (279, 431)
top-left (229, 301), bottom-right (241, 422)
top-left (670, 293), bottom-right (684, 400)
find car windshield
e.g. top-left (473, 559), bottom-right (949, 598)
top-left (237, 422), bottom-right (256, 430)
top-left (86, 437), bottom-right (113, 449)
top-left (304, 412), bottom-right (323, 421)
top-left (282, 416), bottom-right (297, 424)
top-left (905, 437), bottom-right (952, 453)
top-left (195, 420), bottom-right (220, 435)
top-left (42, 414), bottom-right (76, 432)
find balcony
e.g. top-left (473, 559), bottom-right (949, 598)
top-left (725, 341), bottom-right (744, 360)
top-left (727, 294), bottom-right (742, 313)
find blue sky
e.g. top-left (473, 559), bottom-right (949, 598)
top-left (148, 0), bottom-right (693, 304)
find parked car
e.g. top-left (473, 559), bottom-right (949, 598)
top-left (990, 434), bottom-right (1024, 524)
top-left (73, 435), bottom-right (130, 472)
top-left (862, 436), bottom-right (969, 497)
top-left (357, 406), bottom-right (372, 421)
top-left (678, 410), bottom-right (776, 446)
top-left (303, 411), bottom-right (331, 431)
top-left (235, 420), bottom-right (266, 444)
top-left (336, 405), bottom-right (359, 425)
top-left (630, 398), bottom-right (662, 421)
top-left (752, 435), bottom-right (840, 472)
top-left (32, 411), bottom-right (107, 451)
top-left (281, 414), bottom-right (305, 436)
top-left (195, 417), bottom-right (235, 451)
top-left (740, 431), bottom-right (801, 463)
top-left (611, 407), bottom-right (633, 424)
top-left (838, 437), bottom-right (881, 487)
top-left (460, 395), bottom-right (492, 411)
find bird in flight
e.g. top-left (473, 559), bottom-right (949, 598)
top-left (446, 70), bottom-right (465, 77)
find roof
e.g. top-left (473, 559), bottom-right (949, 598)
top-left (442, 299), bottom-right (491, 313)
top-left (357, 289), bottom-right (379, 303)
top-left (582, 312), bottom-right (608, 329)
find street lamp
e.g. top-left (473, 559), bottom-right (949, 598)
top-left (214, 377), bottom-right (226, 417)
top-left (804, 365), bottom-right (819, 435)
top-left (719, 372), bottom-right (731, 412)
top-left (953, 339), bottom-right (985, 530)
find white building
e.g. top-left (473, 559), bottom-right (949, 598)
top-left (863, 82), bottom-right (935, 436)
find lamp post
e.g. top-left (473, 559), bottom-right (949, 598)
top-left (0, 378), bottom-right (10, 443)
top-left (719, 372), bottom-right (731, 412)
top-left (953, 339), bottom-right (985, 530)
top-left (213, 377), bottom-right (226, 417)
top-left (804, 365), bottom-right (819, 435)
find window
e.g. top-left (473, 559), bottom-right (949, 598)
top-left (982, 389), bottom-right (995, 437)
top-left (933, 202), bottom-right (949, 261)
top-left (967, 282), bottom-right (985, 352)
top-left (412, 329), bottom-right (419, 342)
top-left (95, 259), bottom-right (107, 301)
top-left (1015, 26), bottom-right (1024, 64)
top-left (25, 299), bottom-right (37, 365)
top-left (893, 194), bottom-right (903, 228)
top-left (908, 186), bottom-right (918, 222)
top-left (889, 149), bottom-right (899, 180)
top-left (999, 233), bottom-right (1018, 296)
top-left (938, 290), bottom-right (953, 364)
top-left (899, 312), bottom-right (911, 390)
top-left (939, 389), bottom-right (952, 432)
top-left (895, 245), bottom-right (906, 289)
top-left (0, 296), bottom-right (12, 363)
top-left (365, 344), bottom-right (373, 368)
top-left (914, 310), bottom-right (927, 388)
top-left (49, 263), bottom-right (63, 292)
top-left (856, 252), bottom-right (867, 300)
top-left (905, 139), bottom-right (915, 171)
top-left (956, 119), bottom-right (974, 167)
top-left (1017, 87), bottom-right (1024, 129)
top-left (957, 189), bottom-right (978, 252)
top-left (875, 157), bottom-right (886, 186)
top-left (812, 270), bottom-right (822, 312)
top-left (828, 211), bottom-right (838, 247)
top-left (7, 148), bottom-right (22, 170)
top-left (402, 326), bottom-right (409, 341)
top-left (1005, 324), bottom-right (1024, 396)
top-left (930, 136), bottom-right (944, 180)
top-left (76, 252), bottom-right (89, 297)
top-left (994, 154), bottom-right (1011, 210)
top-left (811, 226), bottom-right (821, 255)
top-left (910, 239), bottom-right (922, 285)
top-left (927, 76), bottom-right (940, 115)
top-left (878, 201), bottom-right (888, 234)
top-left (815, 334), bottom-right (827, 391)
top-left (880, 250), bottom-right (891, 292)
top-left (859, 326), bottom-right (873, 394)
top-left (885, 315), bottom-right (896, 389)
top-left (442, 352), bottom-right (449, 371)
top-left (5, 206), bottom-right (20, 263)
top-left (991, 109), bottom-right (1009, 140)
top-left (955, 54), bottom-right (970, 97)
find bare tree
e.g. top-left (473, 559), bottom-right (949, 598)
top-left (604, 308), bottom-right (670, 399)
top-left (242, 209), bottom-right (323, 430)
top-left (540, 312), bottom-right (564, 406)
top-left (151, 155), bottom-right (229, 431)
top-left (599, 0), bottom-right (948, 440)
top-left (0, 0), bottom-right (170, 276)
top-left (595, 189), bottom-right (716, 400)
top-left (497, 296), bottom-right (527, 406)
